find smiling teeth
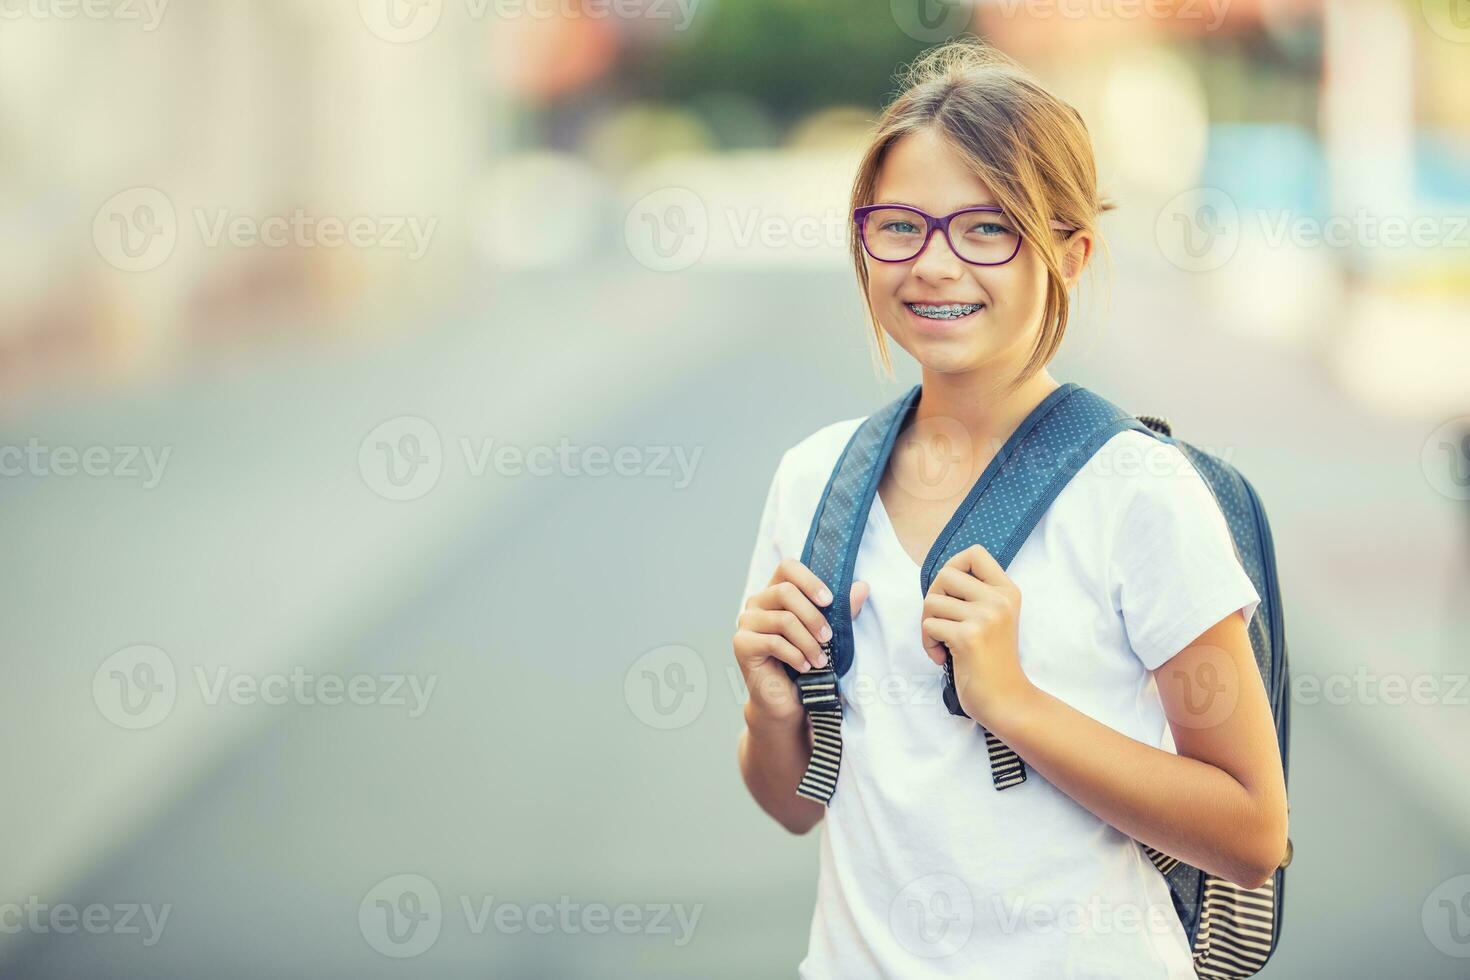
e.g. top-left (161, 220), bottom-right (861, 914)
top-left (908, 302), bottom-right (983, 319)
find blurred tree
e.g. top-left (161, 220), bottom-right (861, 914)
top-left (621, 0), bottom-right (942, 139)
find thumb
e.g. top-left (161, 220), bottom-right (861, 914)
top-left (849, 580), bottom-right (871, 618)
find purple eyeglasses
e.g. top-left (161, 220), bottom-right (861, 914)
top-left (854, 204), bottom-right (1077, 266)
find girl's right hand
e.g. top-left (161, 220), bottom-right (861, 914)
top-left (733, 558), bottom-right (870, 725)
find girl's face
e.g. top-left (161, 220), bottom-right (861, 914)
top-left (865, 127), bottom-right (1079, 379)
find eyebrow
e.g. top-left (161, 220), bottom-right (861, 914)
top-left (878, 200), bottom-right (1001, 211)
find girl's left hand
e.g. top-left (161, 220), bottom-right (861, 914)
top-left (920, 544), bottom-right (1034, 727)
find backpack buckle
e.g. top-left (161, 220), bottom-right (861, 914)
top-left (796, 643), bottom-right (839, 709)
top-left (941, 652), bottom-right (969, 717)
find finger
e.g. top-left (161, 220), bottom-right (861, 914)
top-left (740, 606), bottom-right (825, 668)
top-left (850, 580), bottom-right (871, 618)
top-left (752, 581), bottom-right (831, 652)
top-left (922, 593), bottom-right (972, 625)
top-left (921, 616), bottom-right (964, 667)
top-left (945, 545), bottom-right (1014, 592)
top-left (928, 564), bottom-right (987, 601)
top-left (736, 629), bottom-right (813, 675)
top-left (768, 557), bottom-right (834, 608)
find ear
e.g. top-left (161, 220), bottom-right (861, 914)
top-left (1061, 232), bottom-right (1093, 288)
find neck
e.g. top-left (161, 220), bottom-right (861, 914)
top-left (913, 364), bottom-right (1062, 453)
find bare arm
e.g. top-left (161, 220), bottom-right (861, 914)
top-left (925, 545), bottom-right (1288, 890)
top-left (738, 705), bottom-right (825, 835)
top-left (985, 611), bottom-right (1289, 889)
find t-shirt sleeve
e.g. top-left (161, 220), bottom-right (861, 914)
top-left (1108, 445), bottom-right (1262, 672)
top-left (735, 452), bottom-right (789, 628)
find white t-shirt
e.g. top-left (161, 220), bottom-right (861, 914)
top-left (737, 415), bottom-right (1262, 980)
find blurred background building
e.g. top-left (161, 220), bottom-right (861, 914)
top-left (1, 0), bottom-right (1467, 976)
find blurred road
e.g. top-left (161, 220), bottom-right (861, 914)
top-left (4, 249), bottom-right (1467, 977)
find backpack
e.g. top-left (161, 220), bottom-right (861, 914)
top-left (783, 382), bottom-right (1292, 979)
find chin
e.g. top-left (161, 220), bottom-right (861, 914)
top-left (904, 340), bottom-right (991, 375)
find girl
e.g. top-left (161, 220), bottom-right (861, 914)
top-left (732, 39), bottom-right (1288, 979)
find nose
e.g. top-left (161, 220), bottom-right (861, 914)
top-left (911, 225), bottom-right (963, 281)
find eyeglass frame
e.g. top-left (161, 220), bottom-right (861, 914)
top-left (853, 204), bottom-right (1078, 266)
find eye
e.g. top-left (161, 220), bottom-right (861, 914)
top-left (962, 218), bottom-right (1013, 237)
top-left (880, 219), bottom-right (920, 235)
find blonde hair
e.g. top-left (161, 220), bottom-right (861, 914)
top-left (850, 37), bottom-right (1114, 384)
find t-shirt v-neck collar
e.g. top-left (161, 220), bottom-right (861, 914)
top-left (870, 489), bottom-right (925, 578)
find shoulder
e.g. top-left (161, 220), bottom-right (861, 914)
top-left (1043, 427), bottom-right (1234, 571)
top-left (751, 415), bottom-right (867, 552)
top-left (770, 415), bottom-right (867, 498)
top-left (1063, 429), bottom-right (1244, 602)
top-left (1059, 428), bottom-right (1217, 516)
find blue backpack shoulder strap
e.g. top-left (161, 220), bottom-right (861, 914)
top-left (918, 383), bottom-right (1152, 587)
top-left (791, 382), bottom-right (1151, 678)
top-left (786, 382), bottom-right (1155, 804)
top-left (918, 383), bottom-right (1154, 788)
top-left (790, 384), bottom-right (922, 681)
